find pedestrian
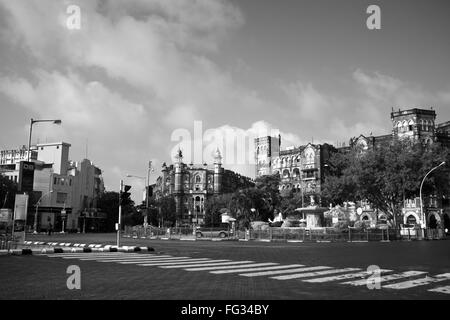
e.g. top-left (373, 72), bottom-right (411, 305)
top-left (48, 222), bottom-right (53, 236)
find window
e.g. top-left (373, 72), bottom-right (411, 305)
top-left (195, 175), bottom-right (201, 183)
top-left (406, 215), bottom-right (417, 225)
top-left (56, 192), bottom-right (67, 204)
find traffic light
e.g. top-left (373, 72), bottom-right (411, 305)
top-left (120, 184), bottom-right (132, 205)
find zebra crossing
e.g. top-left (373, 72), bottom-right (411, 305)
top-left (43, 252), bottom-right (450, 296)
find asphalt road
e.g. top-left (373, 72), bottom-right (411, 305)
top-left (1, 233), bottom-right (449, 300)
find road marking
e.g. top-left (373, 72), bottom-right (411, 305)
top-left (56, 255), bottom-right (141, 259)
top-left (304, 269), bottom-right (393, 283)
top-left (138, 258), bottom-right (215, 266)
top-left (239, 266), bottom-right (331, 277)
top-left (383, 273), bottom-right (450, 289)
top-left (428, 285), bottom-right (450, 295)
top-left (46, 253), bottom-right (128, 258)
top-left (117, 258), bottom-right (197, 264)
top-left (210, 264), bottom-right (305, 274)
top-left (87, 256), bottom-right (179, 262)
top-left (160, 261), bottom-right (252, 269)
top-left (271, 268), bottom-right (361, 280)
top-left (341, 271), bottom-right (427, 286)
top-left (94, 256), bottom-right (181, 262)
top-left (185, 262), bottom-right (278, 272)
top-left (121, 259), bottom-right (224, 265)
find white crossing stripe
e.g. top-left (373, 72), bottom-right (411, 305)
top-left (428, 285), bottom-right (450, 295)
top-left (48, 255), bottom-right (132, 259)
top-left (46, 253), bottom-right (128, 258)
top-left (304, 269), bottom-right (393, 283)
top-left (271, 268), bottom-right (361, 280)
top-left (210, 264), bottom-right (304, 274)
top-left (118, 258), bottom-right (215, 265)
top-left (83, 256), bottom-right (177, 262)
top-left (341, 271), bottom-right (427, 286)
top-left (118, 258), bottom-right (204, 264)
top-left (383, 273), bottom-right (450, 289)
top-left (99, 258), bottom-right (197, 264)
top-left (240, 266), bottom-right (331, 277)
top-left (57, 253), bottom-right (132, 258)
top-left (138, 258), bottom-right (215, 266)
top-left (160, 261), bottom-right (251, 269)
top-left (185, 262), bottom-right (278, 272)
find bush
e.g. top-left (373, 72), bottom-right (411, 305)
top-left (333, 221), bottom-right (349, 231)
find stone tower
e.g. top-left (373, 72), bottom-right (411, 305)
top-left (254, 135), bottom-right (281, 177)
top-left (213, 148), bottom-right (223, 194)
top-left (391, 108), bottom-right (436, 144)
top-left (174, 148), bottom-right (183, 218)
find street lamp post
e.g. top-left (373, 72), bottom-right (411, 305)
top-left (420, 161), bottom-right (446, 231)
top-left (127, 161), bottom-right (154, 225)
top-left (27, 118), bottom-right (62, 162)
top-left (33, 190), bottom-right (53, 234)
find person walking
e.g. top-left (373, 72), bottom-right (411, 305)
top-left (48, 222), bottom-right (53, 236)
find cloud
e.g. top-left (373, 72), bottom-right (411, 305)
top-left (280, 69), bottom-right (450, 144)
top-left (0, 0), bottom-right (258, 200)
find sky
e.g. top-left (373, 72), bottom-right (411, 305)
top-left (0, 0), bottom-right (449, 202)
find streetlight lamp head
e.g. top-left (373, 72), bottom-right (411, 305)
top-left (440, 161), bottom-right (446, 166)
top-left (53, 120), bottom-right (62, 125)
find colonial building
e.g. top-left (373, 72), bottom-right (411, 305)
top-left (153, 149), bottom-right (254, 225)
top-left (255, 134), bottom-right (335, 204)
top-left (349, 107), bottom-right (449, 149)
top-left (255, 107), bottom-right (450, 231)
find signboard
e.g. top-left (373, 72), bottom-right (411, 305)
top-left (61, 209), bottom-right (67, 220)
top-left (221, 213), bottom-right (230, 223)
top-left (18, 161), bottom-right (35, 192)
top-left (13, 193), bottom-right (29, 243)
top-left (0, 208), bottom-right (13, 223)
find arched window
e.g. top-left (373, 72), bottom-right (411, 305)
top-left (195, 196), bottom-right (201, 202)
top-left (406, 215), bottom-right (417, 225)
top-left (195, 175), bottom-right (201, 183)
top-left (293, 168), bottom-right (300, 177)
top-left (408, 119), bottom-right (414, 131)
top-left (282, 169), bottom-right (290, 178)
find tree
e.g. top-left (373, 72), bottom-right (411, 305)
top-left (97, 191), bottom-right (135, 231)
top-left (155, 195), bottom-right (176, 227)
top-left (204, 194), bottom-right (233, 226)
top-left (322, 139), bottom-right (450, 225)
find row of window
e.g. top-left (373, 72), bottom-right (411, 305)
top-left (396, 119), bottom-right (434, 132)
top-left (53, 176), bottom-right (72, 186)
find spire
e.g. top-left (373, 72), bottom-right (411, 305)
top-left (214, 147), bottom-right (222, 164)
top-left (175, 147), bottom-right (183, 163)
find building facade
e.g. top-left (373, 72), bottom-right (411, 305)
top-left (153, 149), bottom-right (254, 225)
top-left (255, 107), bottom-right (450, 230)
top-left (255, 135), bottom-right (336, 204)
top-left (0, 142), bottom-right (105, 232)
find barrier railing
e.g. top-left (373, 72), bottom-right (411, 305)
top-left (122, 225), bottom-right (445, 241)
top-left (0, 234), bottom-right (19, 250)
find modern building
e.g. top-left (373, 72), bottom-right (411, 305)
top-left (0, 142), bottom-right (105, 232)
top-left (153, 149), bottom-right (254, 225)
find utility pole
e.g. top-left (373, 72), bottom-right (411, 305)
top-left (117, 179), bottom-right (123, 247)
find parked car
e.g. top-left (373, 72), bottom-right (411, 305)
top-left (195, 224), bottom-right (230, 238)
